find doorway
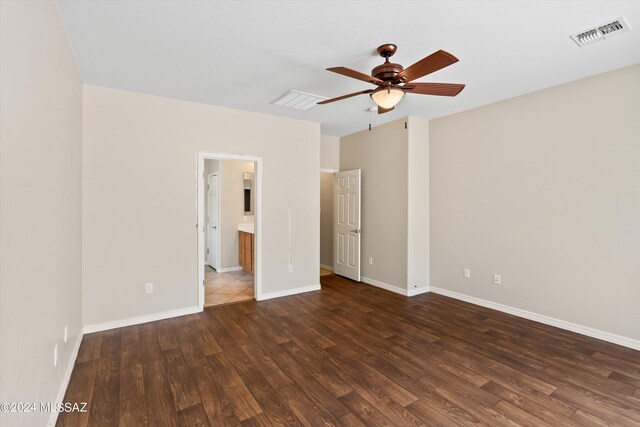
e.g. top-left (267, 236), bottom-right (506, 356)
top-left (320, 170), bottom-right (337, 278)
top-left (198, 153), bottom-right (262, 309)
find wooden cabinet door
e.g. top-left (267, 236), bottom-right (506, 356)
top-left (238, 231), bottom-right (254, 274)
top-left (238, 231), bottom-right (245, 269)
top-left (249, 233), bottom-right (254, 273)
top-left (244, 232), bottom-right (252, 273)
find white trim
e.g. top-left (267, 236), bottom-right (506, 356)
top-left (216, 266), bottom-right (243, 273)
top-left (198, 152), bottom-right (263, 307)
top-left (83, 306), bottom-right (201, 334)
top-left (407, 286), bottom-right (430, 297)
top-left (320, 168), bottom-right (339, 173)
top-left (430, 287), bottom-right (640, 351)
top-left (258, 284), bottom-right (320, 301)
top-left (320, 264), bottom-right (334, 272)
top-left (361, 276), bottom-right (408, 296)
top-left (360, 276), bottom-right (429, 297)
top-left (47, 331), bottom-right (83, 427)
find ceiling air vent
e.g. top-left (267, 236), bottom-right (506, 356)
top-left (571, 17), bottom-right (631, 47)
top-left (270, 90), bottom-right (327, 110)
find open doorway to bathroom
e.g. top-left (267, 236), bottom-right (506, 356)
top-left (198, 153), bottom-right (261, 308)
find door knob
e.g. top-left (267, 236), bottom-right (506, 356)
top-left (350, 229), bottom-right (361, 234)
top-left (212, 225), bottom-right (217, 229)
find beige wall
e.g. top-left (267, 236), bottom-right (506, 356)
top-left (82, 85), bottom-right (320, 326)
top-left (320, 172), bottom-right (334, 268)
top-left (430, 64), bottom-right (640, 342)
top-left (407, 117), bottom-right (430, 291)
top-left (0, 1), bottom-right (83, 426)
top-left (341, 119), bottom-right (409, 289)
top-left (321, 134), bottom-right (340, 170)
top-left (219, 161), bottom-right (254, 269)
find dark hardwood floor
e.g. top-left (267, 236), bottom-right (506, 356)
top-left (58, 275), bottom-right (640, 426)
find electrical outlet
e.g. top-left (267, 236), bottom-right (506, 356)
top-left (464, 268), bottom-right (471, 279)
top-left (369, 257), bottom-right (373, 265)
top-left (64, 325), bottom-right (68, 343)
top-left (493, 274), bottom-right (501, 285)
top-left (288, 265), bottom-right (294, 273)
top-left (146, 282), bottom-right (154, 293)
top-left (53, 344), bottom-right (58, 367)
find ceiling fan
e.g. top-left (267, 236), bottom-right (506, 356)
top-left (318, 44), bottom-right (465, 114)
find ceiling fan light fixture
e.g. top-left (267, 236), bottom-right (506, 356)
top-left (370, 87), bottom-right (404, 109)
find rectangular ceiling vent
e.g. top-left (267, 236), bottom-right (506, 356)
top-left (571, 17), bottom-right (631, 47)
top-left (270, 90), bottom-right (327, 111)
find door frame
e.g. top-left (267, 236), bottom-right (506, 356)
top-left (207, 172), bottom-right (220, 270)
top-left (197, 152), bottom-right (262, 309)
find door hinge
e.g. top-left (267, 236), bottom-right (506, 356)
top-left (404, 121), bottom-right (407, 129)
top-left (207, 248), bottom-right (209, 254)
top-left (207, 184), bottom-right (210, 190)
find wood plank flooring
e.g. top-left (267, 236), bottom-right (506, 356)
top-left (58, 275), bottom-right (640, 426)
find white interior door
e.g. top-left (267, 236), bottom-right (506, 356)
top-left (207, 173), bottom-right (219, 270)
top-left (334, 169), bottom-right (361, 281)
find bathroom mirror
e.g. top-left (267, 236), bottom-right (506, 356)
top-left (243, 172), bottom-right (254, 214)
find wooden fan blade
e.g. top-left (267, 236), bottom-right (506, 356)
top-left (327, 67), bottom-right (383, 85)
top-left (317, 89), bottom-right (374, 105)
top-left (396, 50), bottom-right (459, 82)
top-left (378, 106), bottom-right (394, 114)
top-left (403, 82), bottom-right (465, 97)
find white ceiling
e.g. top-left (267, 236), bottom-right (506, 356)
top-left (56, 1), bottom-right (640, 137)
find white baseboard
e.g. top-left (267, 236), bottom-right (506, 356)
top-left (407, 286), bottom-right (430, 296)
top-left (258, 284), bottom-right (321, 301)
top-left (83, 306), bottom-right (202, 334)
top-left (361, 276), bottom-right (429, 297)
top-left (430, 287), bottom-right (640, 351)
top-left (216, 266), bottom-right (243, 273)
top-left (361, 276), bottom-right (406, 296)
top-left (48, 331), bottom-right (83, 427)
top-left (320, 264), bottom-right (334, 272)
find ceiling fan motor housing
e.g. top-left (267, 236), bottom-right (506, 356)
top-left (373, 44), bottom-right (404, 82)
top-left (372, 62), bottom-right (404, 83)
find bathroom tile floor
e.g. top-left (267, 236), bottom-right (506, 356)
top-left (204, 266), bottom-right (254, 307)
top-left (204, 266), bottom-right (333, 307)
